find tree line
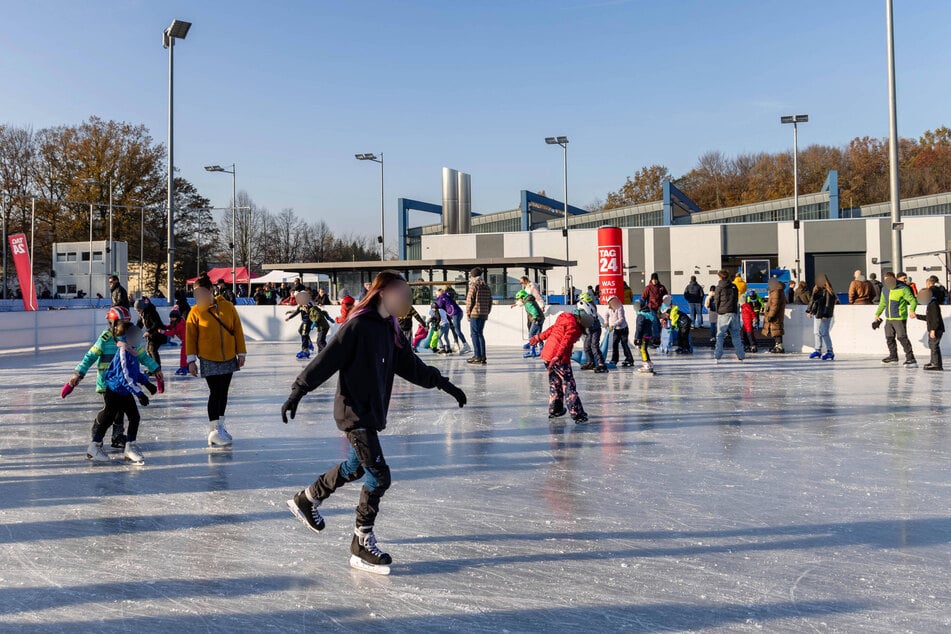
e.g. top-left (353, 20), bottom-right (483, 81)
top-left (595, 126), bottom-right (951, 212)
top-left (0, 117), bottom-right (382, 295)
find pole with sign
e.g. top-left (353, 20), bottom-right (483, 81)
top-left (597, 226), bottom-right (624, 305)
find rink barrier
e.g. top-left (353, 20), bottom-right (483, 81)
top-left (0, 304), bottom-right (948, 356)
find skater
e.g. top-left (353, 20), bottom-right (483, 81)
top-left (411, 322), bottom-right (429, 352)
top-left (96, 322), bottom-right (158, 464)
top-left (874, 272), bottom-right (918, 367)
top-left (436, 286), bottom-right (470, 355)
top-left (578, 296), bottom-right (607, 373)
top-left (714, 270), bottom-right (745, 362)
top-left (683, 275), bottom-right (704, 327)
top-left (515, 289), bottom-right (545, 358)
top-left (163, 308), bottom-right (188, 375)
top-left (399, 305), bottom-right (427, 344)
top-left (705, 285), bottom-right (717, 341)
top-left (740, 297), bottom-right (758, 353)
top-left (186, 274), bottom-right (248, 447)
top-left (67, 306), bottom-right (163, 451)
top-left (286, 291), bottom-right (329, 359)
top-left (465, 267), bottom-right (492, 364)
top-left (529, 305), bottom-right (589, 423)
top-left (806, 274), bottom-right (837, 361)
top-left (762, 278), bottom-right (787, 353)
top-left (134, 298), bottom-right (167, 372)
top-left (632, 301), bottom-right (657, 373)
top-left (336, 295), bottom-right (355, 323)
top-left (435, 302), bottom-right (452, 354)
top-left (658, 295), bottom-right (676, 355)
top-left (673, 311), bottom-right (693, 354)
top-left (604, 295), bottom-right (634, 366)
top-left (641, 273), bottom-right (667, 341)
top-left (915, 287), bottom-right (944, 370)
top-left (280, 270), bottom-right (467, 575)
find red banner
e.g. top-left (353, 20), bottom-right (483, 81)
top-left (8, 233), bottom-right (37, 311)
top-left (597, 226), bottom-right (624, 305)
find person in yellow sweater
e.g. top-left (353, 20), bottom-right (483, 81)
top-left (186, 274), bottom-right (248, 447)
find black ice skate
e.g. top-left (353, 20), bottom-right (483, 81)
top-left (286, 490), bottom-right (325, 533)
top-left (350, 526), bottom-right (391, 575)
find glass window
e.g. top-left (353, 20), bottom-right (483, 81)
top-left (92, 251), bottom-right (103, 261)
top-left (81, 252), bottom-right (90, 261)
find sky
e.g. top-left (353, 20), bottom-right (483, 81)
top-left (2, 0), bottom-right (950, 241)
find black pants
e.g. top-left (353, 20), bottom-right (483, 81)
top-left (610, 326), bottom-right (633, 363)
top-left (146, 336), bottom-right (161, 370)
top-left (92, 390), bottom-right (140, 443)
top-left (205, 373), bottom-right (233, 421)
top-left (299, 321), bottom-right (313, 351)
top-left (308, 428), bottom-right (390, 528)
top-left (884, 319), bottom-right (915, 361)
top-left (584, 327), bottom-right (604, 365)
top-left (929, 333), bottom-right (943, 367)
top-left (314, 327), bottom-right (328, 353)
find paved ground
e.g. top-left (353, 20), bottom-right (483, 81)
top-left (0, 342), bottom-right (949, 632)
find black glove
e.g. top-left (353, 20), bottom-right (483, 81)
top-left (144, 381), bottom-right (158, 395)
top-left (281, 390), bottom-right (303, 423)
top-left (871, 319), bottom-right (882, 330)
top-left (438, 378), bottom-right (467, 408)
top-left (137, 393), bottom-right (150, 407)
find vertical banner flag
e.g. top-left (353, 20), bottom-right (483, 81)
top-left (597, 226), bottom-right (623, 305)
top-left (8, 233), bottom-right (37, 311)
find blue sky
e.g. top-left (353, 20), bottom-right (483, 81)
top-left (2, 1), bottom-right (949, 240)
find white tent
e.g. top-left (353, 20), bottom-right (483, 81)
top-left (252, 270), bottom-right (328, 285)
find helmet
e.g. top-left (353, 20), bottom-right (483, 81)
top-left (105, 306), bottom-right (132, 323)
top-left (579, 291), bottom-right (594, 304)
top-left (515, 289), bottom-right (529, 301)
top-left (575, 300), bottom-right (597, 328)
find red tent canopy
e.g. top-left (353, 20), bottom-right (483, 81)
top-left (186, 267), bottom-right (259, 285)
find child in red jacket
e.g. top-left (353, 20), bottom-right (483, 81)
top-left (740, 299), bottom-right (758, 353)
top-left (164, 308), bottom-right (188, 376)
top-left (530, 308), bottom-right (591, 423)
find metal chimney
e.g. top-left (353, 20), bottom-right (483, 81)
top-left (442, 167), bottom-right (459, 234)
top-left (457, 172), bottom-right (471, 234)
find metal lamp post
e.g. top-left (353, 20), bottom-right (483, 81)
top-left (781, 114), bottom-right (808, 284)
top-left (163, 18), bottom-right (191, 300)
top-left (545, 136), bottom-right (571, 302)
top-left (355, 153), bottom-right (385, 261)
top-left (886, 0), bottom-right (903, 273)
top-left (204, 164), bottom-right (236, 295)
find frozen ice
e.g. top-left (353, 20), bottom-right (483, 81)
top-left (1, 342), bottom-right (950, 632)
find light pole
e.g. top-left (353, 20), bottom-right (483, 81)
top-left (886, 0), bottom-right (902, 273)
top-left (355, 153), bottom-right (385, 261)
top-left (204, 163), bottom-right (236, 295)
top-left (82, 178), bottom-right (114, 275)
top-left (545, 136), bottom-right (571, 302)
top-left (163, 18), bottom-right (191, 300)
top-left (781, 115), bottom-right (808, 284)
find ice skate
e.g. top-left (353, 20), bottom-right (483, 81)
top-left (822, 351), bottom-right (835, 361)
top-left (350, 526), bottom-right (391, 575)
top-left (460, 343), bottom-right (471, 356)
top-left (809, 351), bottom-right (821, 359)
top-left (296, 350), bottom-right (310, 359)
top-left (175, 366), bottom-right (189, 376)
top-left (548, 405), bottom-right (568, 419)
top-left (86, 441), bottom-right (112, 464)
top-left (123, 442), bottom-right (145, 465)
top-left (637, 363), bottom-right (654, 374)
top-left (572, 412), bottom-right (589, 424)
top-left (208, 419), bottom-right (233, 447)
top-left (593, 364), bottom-right (608, 373)
top-left (523, 345), bottom-right (539, 358)
top-left (903, 358), bottom-right (918, 368)
top-left (287, 490), bottom-right (325, 533)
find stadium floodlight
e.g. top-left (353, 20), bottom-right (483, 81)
top-left (356, 153), bottom-right (385, 260)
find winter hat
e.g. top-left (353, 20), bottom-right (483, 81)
top-left (340, 295), bottom-right (355, 306)
top-left (469, 267), bottom-right (483, 278)
top-left (134, 298), bottom-right (149, 312)
top-left (662, 294), bottom-right (672, 303)
top-left (650, 272), bottom-right (659, 282)
top-left (169, 308), bottom-right (181, 318)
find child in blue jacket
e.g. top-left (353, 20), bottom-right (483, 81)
top-left (93, 322), bottom-right (158, 464)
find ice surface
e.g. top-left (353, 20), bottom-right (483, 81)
top-left (1, 343), bottom-right (949, 632)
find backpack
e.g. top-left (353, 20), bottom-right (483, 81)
top-left (308, 306), bottom-right (330, 330)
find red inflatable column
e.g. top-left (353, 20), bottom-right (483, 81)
top-left (597, 226), bottom-right (624, 304)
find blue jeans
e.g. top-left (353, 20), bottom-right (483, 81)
top-left (715, 312), bottom-right (745, 360)
top-left (650, 309), bottom-right (661, 340)
top-left (689, 302), bottom-right (702, 326)
top-left (469, 317), bottom-right (486, 358)
top-left (529, 319), bottom-right (543, 340)
top-left (451, 312), bottom-right (467, 345)
top-left (813, 317), bottom-right (833, 353)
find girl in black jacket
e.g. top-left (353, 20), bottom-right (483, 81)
top-left (281, 270), bottom-right (466, 574)
top-left (807, 274), bottom-right (837, 360)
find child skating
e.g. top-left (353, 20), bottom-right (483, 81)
top-left (633, 301), bottom-right (657, 374)
top-left (99, 322), bottom-right (159, 464)
top-left (285, 291), bottom-right (330, 358)
top-left (164, 308), bottom-right (188, 376)
top-left (604, 295), bottom-right (634, 366)
top-left (515, 289), bottom-right (545, 358)
top-left (66, 306), bottom-right (163, 455)
top-left (529, 304), bottom-right (589, 423)
top-left (577, 294), bottom-right (607, 373)
top-left (280, 270), bottom-right (467, 575)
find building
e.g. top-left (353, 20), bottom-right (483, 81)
top-left (52, 240), bottom-right (128, 299)
top-left (401, 171), bottom-right (951, 298)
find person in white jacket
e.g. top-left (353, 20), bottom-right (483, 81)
top-left (604, 296), bottom-right (634, 367)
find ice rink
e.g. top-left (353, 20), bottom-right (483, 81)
top-left (1, 341), bottom-right (949, 632)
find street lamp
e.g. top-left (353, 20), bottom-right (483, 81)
top-left (545, 136), bottom-right (571, 302)
top-left (163, 18), bottom-right (191, 300)
top-left (780, 115), bottom-right (808, 283)
top-left (355, 153), bottom-right (385, 261)
top-left (204, 163), bottom-right (237, 295)
top-left (886, 0), bottom-right (902, 273)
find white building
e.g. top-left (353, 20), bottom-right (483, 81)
top-left (52, 240), bottom-right (128, 299)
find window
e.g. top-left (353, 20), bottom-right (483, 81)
top-left (66, 252), bottom-right (77, 262)
top-left (92, 251), bottom-right (103, 261)
top-left (81, 251), bottom-right (90, 262)
top-left (56, 252), bottom-right (66, 262)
